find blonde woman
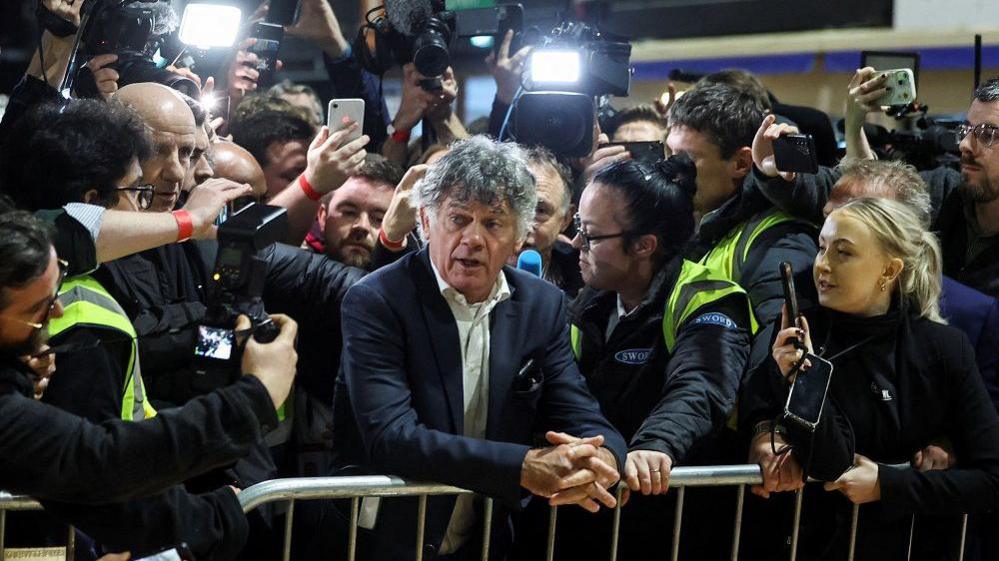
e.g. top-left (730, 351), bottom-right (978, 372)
top-left (746, 197), bottom-right (999, 560)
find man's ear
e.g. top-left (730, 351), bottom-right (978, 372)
top-left (315, 204), bottom-right (328, 233)
top-left (730, 146), bottom-right (754, 180)
top-left (419, 207), bottom-right (431, 241)
top-left (83, 189), bottom-right (100, 205)
top-left (560, 203), bottom-right (577, 233)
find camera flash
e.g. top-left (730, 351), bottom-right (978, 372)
top-left (179, 4), bottom-right (242, 49)
top-left (530, 50), bottom-right (582, 85)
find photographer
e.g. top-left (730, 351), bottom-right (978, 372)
top-left (743, 197), bottom-right (999, 560)
top-left (381, 63), bottom-right (467, 168)
top-left (0, 208), bottom-right (298, 503)
top-left (521, 157), bottom-right (753, 560)
top-left (755, 76), bottom-right (999, 297)
top-left (2, 98), bottom-right (254, 560)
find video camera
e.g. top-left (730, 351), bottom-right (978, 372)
top-left (71, 0), bottom-right (200, 98)
top-left (508, 21), bottom-right (632, 157)
top-left (858, 109), bottom-right (962, 171)
top-left (192, 203), bottom-right (287, 391)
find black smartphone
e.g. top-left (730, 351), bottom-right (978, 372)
top-left (603, 141), bottom-right (665, 165)
top-left (455, 4), bottom-right (524, 53)
top-left (265, 0), bottom-right (301, 26)
top-left (248, 22), bottom-right (284, 88)
top-left (772, 134), bottom-right (818, 174)
top-left (780, 261), bottom-right (800, 327)
top-left (784, 353), bottom-right (834, 430)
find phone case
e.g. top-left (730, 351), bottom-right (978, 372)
top-left (875, 68), bottom-right (916, 107)
top-left (327, 99), bottom-right (365, 143)
top-left (784, 354), bottom-right (834, 430)
top-left (772, 134), bottom-right (819, 174)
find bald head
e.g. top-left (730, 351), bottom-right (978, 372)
top-left (115, 83), bottom-right (196, 132)
top-left (212, 141), bottom-right (267, 200)
top-left (114, 83), bottom-right (197, 212)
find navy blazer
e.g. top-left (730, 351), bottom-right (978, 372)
top-left (335, 248), bottom-right (627, 559)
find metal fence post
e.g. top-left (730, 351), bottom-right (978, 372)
top-left (958, 514), bottom-right (968, 561)
top-left (480, 497), bottom-right (493, 561)
top-left (789, 489), bottom-right (804, 561)
top-left (545, 506), bottom-right (558, 561)
top-left (416, 495), bottom-right (427, 561)
top-left (609, 486), bottom-right (623, 561)
top-left (846, 503), bottom-right (860, 561)
top-left (731, 485), bottom-right (746, 561)
top-left (348, 497), bottom-right (359, 561)
top-left (670, 486), bottom-right (686, 561)
top-left (283, 499), bottom-right (295, 561)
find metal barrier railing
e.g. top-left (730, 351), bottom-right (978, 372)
top-left (0, 464), bottom-right (970, 561)
top-left (235, 464), bottom-right (970, 561)
top-left (0, 492), bottom-right (76, 561)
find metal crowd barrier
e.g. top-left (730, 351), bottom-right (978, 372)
top-left (236, 465), bottom-right (970, 561)
top-left (0, 492), bottom-right (76, 561)
top-left (0, 465), bottom-right (970, 561)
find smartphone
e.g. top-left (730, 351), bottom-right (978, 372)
top-left (327, 99), bottom-right (365, 143)
top-left (134, 544), bottom-right (196, 561)
top-left (861, 50), bottom-right (919, 88)
top-left (773, 134), bottom-right (819, 174)
top-left (780, 261), bottom-right (800, 327)
top-left (603, 141), bottom-right (665, 165)
top-left (873, 68), bottom-right (917, 107)
top-left (784, 353), bottom-right (834, 430)
top-left (265, 0), bottom-right (301, 26)
top-left (248, 22), bottom-right (284, 88)
top-left (194, 325), bottom-right (236, 361)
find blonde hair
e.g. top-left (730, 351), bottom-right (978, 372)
top-left (835, 197), bottom-right (944, 323)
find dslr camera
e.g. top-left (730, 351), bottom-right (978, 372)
top-left (192, 204), bottom-right (287, 391)
top-left (72, 0), bottom-right (199, 98)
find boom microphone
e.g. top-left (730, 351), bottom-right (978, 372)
top-left (384, 0), bottom-right (433, 36)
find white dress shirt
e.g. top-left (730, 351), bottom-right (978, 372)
top-left (431, 259), bottom-right (511, 554)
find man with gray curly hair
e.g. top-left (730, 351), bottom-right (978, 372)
top-left (335, 136), bottom-right (626, 560)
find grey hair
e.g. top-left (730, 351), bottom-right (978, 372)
top-left (835, 158), bottom-right (932, 226)
top-left (411, 136), bottom-right (537, 240)
top-left (973, 77), bottom-right (999, 103)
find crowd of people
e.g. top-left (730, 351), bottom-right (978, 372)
top-left (1, 0), bottom-right (998, 560)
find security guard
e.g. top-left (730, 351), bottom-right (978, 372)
top-left (46, 275), bottom-right (155, 421)
top-left (516, 158), bottom-right (755, 561)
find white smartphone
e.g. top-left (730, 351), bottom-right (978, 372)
top-left (327, 98), bottom-right (365, 143)
top-left (875, 68), bottom-right (916, 107)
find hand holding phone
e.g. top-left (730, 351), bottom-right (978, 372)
top-left (772, 134), bottom-right (819, 174)
top-left (327, 99), bottom-right (365, 144)
top-left (601, 141), bottom-right (665, 165)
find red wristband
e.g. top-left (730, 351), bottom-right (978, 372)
top-left (172, 209), bottom-right (194, 242)
top-left (379, 228), bottom-right (406, 250)
top-left (391, 128), bottom-right (412, 144)
top-left (299, 174), bottom-right (322, 201)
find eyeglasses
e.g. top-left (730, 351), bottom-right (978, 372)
top-left (117, 185), bottom-right (156, 210)
top-left (957, 122), bottom-right (999, 148)
top-left (572, 213), bottom-right (631, 252)
top-left (0, 259), bottom-right (68, 330)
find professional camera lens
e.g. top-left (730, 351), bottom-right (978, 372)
top-left (411, 18), bottom-right (451, 77)
top-left (514, 91), bottom-right (595, 157)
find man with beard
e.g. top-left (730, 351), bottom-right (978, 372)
top-left (310, 155), bottom-right (403, 269)
top-left (756, 76), bottom-right (999, 297)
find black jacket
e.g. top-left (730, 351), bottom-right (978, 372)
top-left (743, 304), bottom-right (999, 560)
top-left (39, 325), bottom-right (248, 561)
top-left (0, 355), bottom-right (277, 503)
top-left (569, 256), bottom-right (752, 462)
top-left (754, 165), bottom-right (999, 297)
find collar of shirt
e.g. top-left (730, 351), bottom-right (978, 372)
top-left (430, 257), bottom-right (512, 317)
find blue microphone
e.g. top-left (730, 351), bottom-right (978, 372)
top-left (516, 249), bottom-right (543, 277)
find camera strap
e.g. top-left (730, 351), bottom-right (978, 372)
top-left (36, 2), bottom-right (79, 38)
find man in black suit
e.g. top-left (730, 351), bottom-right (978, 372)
top-left (336, 136), bottom-right (627, 560)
